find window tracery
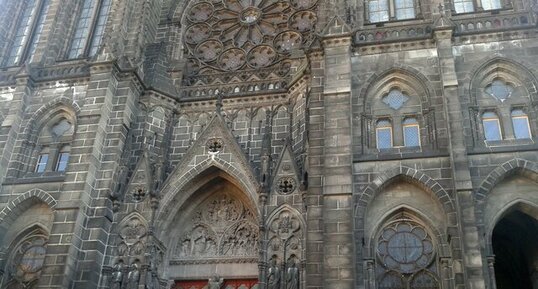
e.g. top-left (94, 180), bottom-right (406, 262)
top-left (4, 231), bottom-right (48, 289)
top-left (183, 0), bottom-right (318, 75)
top-left (470, 62), bottom-right (536, 145)
top-left (376, 216), bottom-right (439, 289)
top-left (23, 112), bottom-right (75, 176)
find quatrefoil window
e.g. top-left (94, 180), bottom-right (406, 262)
top-left (277, 177), bottom-right (296, 194)
top-left (485, 79), bottom-right (513, 102)
top-left (382, 89), bottom-right (409, 110)
top-left (207, 138), bottom-right (224, 153)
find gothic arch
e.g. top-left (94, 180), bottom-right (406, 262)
top-left (23, 97), bottom-right (79, 141)
top-left (469, 56), bottom-right (538, 105)
top-left (355, 166), bottom-right (456, 220)
top-left (486, 200), bottom-right (538, 250)
top-left (366, 205), bottom-right (450, 257)
top-left (157, 159), bottom-right (260, 229)
top-left (0, 189), bottom-right (57, 232)
top-left (475, 158), bottom-right (538, 206)
top-left (358, 66), bottom-right (435, 109)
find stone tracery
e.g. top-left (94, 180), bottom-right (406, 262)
top-left (183, 0), bottom-right (318, 74)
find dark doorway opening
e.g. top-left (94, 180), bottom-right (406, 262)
top-left (493, 210), bottom-right (538, 289)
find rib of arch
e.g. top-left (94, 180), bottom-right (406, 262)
top-left (155, 159), bottom-right (261, 233)
top-left (363, 205), bottom-right (451, 258)
top-left (23, 96), bottom-right (80, 137)
top-left (475, 158), bottom-right (538, 206)
top-left (468, 56), bottom-right (538, 103)
top-left (356, 166), bottom-right (456, 216)
top-left (0, 189), bottom-right (56, 228)
top-left (358, 66), bottom-right (435, 107)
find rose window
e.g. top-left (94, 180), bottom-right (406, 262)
top-left (184, 0), bottom-right (318, 72)
top-left (376, 218), bottom-right (440, 289)
top-left (377, 220), bottom-right (435, 274)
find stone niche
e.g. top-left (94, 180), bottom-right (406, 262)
top-left (167, 177), bottom-right (259, 280)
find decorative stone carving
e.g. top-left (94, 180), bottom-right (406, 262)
top-left (267, 256), bottom-right (281, 289)
top-left (110, 261), bottom-right (124, 289)
top-left (208, 275), bottom-right (224, 289)
top-left (286, 257), bottom-right (300, 289)
top-left (266, 208), bottom-right (303, 289)
top-left (276, 177), bottom-right (296, 195)
top-left (183, 0), bottom-right (318, 73)
top-left (127, 262), bottom-right (140, 289)
top-left (207, 138), bottom-right (224, 153)
top-left (174, 193), bottom-right (259, 262)
top-left (117, 215), bottom-right (148, 259)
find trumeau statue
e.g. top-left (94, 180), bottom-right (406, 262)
top-left (208, 274), bottom-right (223, 289)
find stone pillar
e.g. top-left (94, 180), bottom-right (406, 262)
top-left (435, 24), bottom-right (487, 289)
top-left (320, 20), bottom-right (354, 289)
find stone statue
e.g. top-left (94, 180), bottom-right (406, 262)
top-left (110, 261), bottom-right (124, 289)
top-left (267, 258), bottom-right (281, 289)
top-left (208, 274), bottom-right (223, 289)
top-left (127, 263), bottom-right (140, 289)
top-left (286, 259), bottom-right (299, 289)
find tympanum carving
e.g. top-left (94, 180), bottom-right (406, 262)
top-left (174, 193), bottom-right (259, 261)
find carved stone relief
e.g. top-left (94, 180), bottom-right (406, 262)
top-left (266, 209), bottom-right (303, 288)
top-left (174, 193), bottom-right (259, 262)
top-left (117, 215), bottom-right (148, 258)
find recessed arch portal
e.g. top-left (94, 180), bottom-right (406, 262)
top-left (160, 166), bottom-right (260, 285)
top-left (490, 204), bottom-right (538, 289)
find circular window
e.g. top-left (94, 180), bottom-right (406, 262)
top-left (11, 236), bottom-right (47, 283)
top-left (377, 220), bottom-right (434, 274)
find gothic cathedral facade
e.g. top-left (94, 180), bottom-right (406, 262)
top-left (0, 0), bottom-right (537, 288)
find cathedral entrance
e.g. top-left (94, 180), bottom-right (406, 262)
top-left (163, 171), bottom-right (260, 286)
top-left (492, 210), bottom-right (538, 289)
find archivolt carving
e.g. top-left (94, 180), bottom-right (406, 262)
top-left (174, 193), bottom-right (259, 260)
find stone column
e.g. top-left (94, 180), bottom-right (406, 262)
top-left (486, 256), bottom-right (497, 289)
top-left (435, 23), bottom-right (487, 289)
top-left (320, 17), bottom-right (354, 289)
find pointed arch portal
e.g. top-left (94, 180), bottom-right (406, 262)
top-left (491, 206), bottom-right (538, 289)
top-left (160, 166), bottom-right (260, 288)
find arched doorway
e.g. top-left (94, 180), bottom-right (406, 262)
top-left (162, 169), bottom-right (260, 288)
top-left (492, 210), bottom-right (538, 289)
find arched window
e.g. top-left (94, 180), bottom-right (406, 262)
top-left (403, 117), bottom-right (420, 147)
top-left (28, 116), bottom-right (74, 175)
top-left (368, 0), bottom-right (416, 23)
top-left (376, 119), bottom-right (393, 149)
top-left (3, 0), bottom-right (51, 66)
top-left (511, 109), bottom-right (531, 139)
top-left (67, 0), bottom-right (112, 59)
top-left (376, 216), bottom-right (439, 289)
top-left (482, 112), bottom-right (502, 141)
